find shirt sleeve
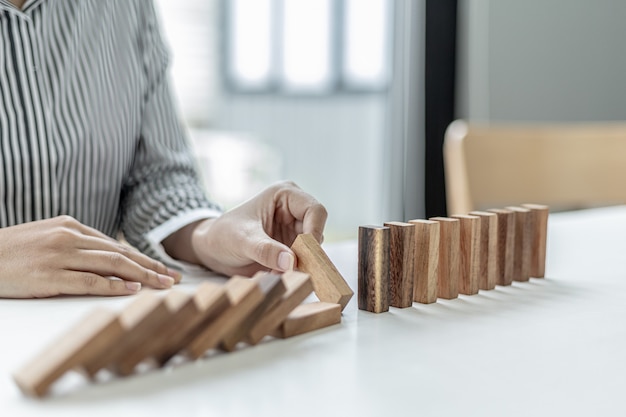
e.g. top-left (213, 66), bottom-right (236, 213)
top-left (120, 1), bottom-right (222, 266)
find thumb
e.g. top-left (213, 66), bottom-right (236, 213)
top-left (245, 233), bottom-right (295, 272)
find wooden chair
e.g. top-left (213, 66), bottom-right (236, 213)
top-left (443, 119), bottom-right (626, 214)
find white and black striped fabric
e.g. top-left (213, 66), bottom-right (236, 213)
top-left (0, 0), bottom-right (220, 261)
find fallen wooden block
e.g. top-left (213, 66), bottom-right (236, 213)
top-left (358, 225), bottom-right (390, 313)
top-left (408, 219), bottom-right (440, 304)
top-left (487, 208), bottom-right (515, 286)
top-left (291, 234), bottom-right (353, 311)
top-left (273, 302), bottom-right (341, 338)
top-left (506, 206), bottom-right (532, 282)
top-left (13, 308), bottom-right (123, 397)
top-left (522, 203), bottom-right (549, 278)
top-left (469, 211), bottom-right (498, 290)
top-left (430, 217), bottom-right (460, 299)
top-left (384, 221), bottom-right (416, 308)
top-left (246, 271), bottom-right (313, 345)
top-left (451, 214), bottom-right (481, 295)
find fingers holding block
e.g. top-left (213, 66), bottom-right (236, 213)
top-left (273, 302), bottom-right (342, 339)
top-left (358, 225), bottom-right (390, 313)
top-left (384, 221), bottom-right (416, 308)
top-left (408, 220), bottom-right (440, 304)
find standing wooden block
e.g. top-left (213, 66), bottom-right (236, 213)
top-left (506, 206), bottom-right (532, 282)
top-left (13, 308), bottom-right (123, 397)
top-left (185, 277), bottom-right (264, 360)
top-left (358, 225), bottom-right (390, 313)
top-left (469, 211), bottom-right (498, 290)
top-left (82, 293), bottom-right (169, 377)
top-left (291, 234), bottom-right (353, 311)
top-left (487, 208), bottom-right (516, 286)
top-left (408, 219), bottom-right (440, 304)
top-left (429, 217), bottom-right (460, 299)
top-left (247, 271), bottom-right (313, 345)
top-left (273, 302), bottom-right (342, 338)
top-left (383, 221), bottom-right (416, 308)
top-left (451, 214), bottom-right (481, 295)
top-left (522, 203), bottom-right (549, 278)
top-left (220, 273), bottom-right (287, 352)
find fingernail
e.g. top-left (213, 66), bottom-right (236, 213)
top-left (125, 282), bottom-right (141, 292)
top-left (158, 275), bottom-right (175, 287)
top-left (167, 268), bottom-right (183, 283)
top-left (278, 251), bottom-right (295, 271)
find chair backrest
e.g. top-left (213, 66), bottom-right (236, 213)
top-left (443, 119), bottom-right (626, 214)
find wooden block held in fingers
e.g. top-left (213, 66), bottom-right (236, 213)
top-left (220, 273), bottom-right (286, 352)
top-left (451, 214), bottom-right (481, 295)
top-left (470, 211), bottom-right (498, 290)
top-left (522, 203), bottom-right (549, 278)
top-left (430, 217), bottom-right (460, 299)
top-left (358, 225), bottom-right (390, 313)
top-left (273, 302), bottom-right (341, 338)
top-left (384, 221), bottom-right (416, 308)
top-left (185, 277), bottom-right (264, 359)
top-left (247, 271), bottom-right (313, 345)
top-left (82, 293), bottom-right (169, 377)
top-left (506, 206), bottom-right (532, 282)
top-left (13, 308), bottom-right (123, 397)
top-left (291, 234), bottom-right (353, 310)
top-left (408, 219), bottom-right (440, 304)
top-left (488, 208), bottom-right (515, 286)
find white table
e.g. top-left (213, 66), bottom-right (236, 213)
top-left (2, 206), bottom-right (626, 416)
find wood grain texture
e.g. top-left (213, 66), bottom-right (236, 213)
top-left (358, 225), bottom-right (390, 313)
top-left (13, 308), bottom-right (123, 397)
top-left (220, 273), bottom-right (286, 352)
top-left (247, 271), bottom-right (313, 345)
top-left (185, 277), bottom-right (264, 359)
top-left (506, 206), bottom-right (532, 282)
top-left (429, 217), bottom-right (460, 299)
top-left (469, 211), bottom-right (498, 290)
top-left (273, 302), bottom-right (341, 338)
top-left (451, 214), bottom-right (481, 295)
top-left (383, 221), bottom-right (416, 308)
top-left (291, 234), bottom-right (353, 310)
top-left (522, 203), bottom-right (549, 278)
top-left (488, 208), bottom-right (515, 286)
top-left (408, 219), bottom-right (440, 304)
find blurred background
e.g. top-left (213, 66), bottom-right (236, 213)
top-left (153, 0), bottom-right (626, 241)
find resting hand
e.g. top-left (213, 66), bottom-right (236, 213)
top-left (0, 216), bottom-right (180, 298)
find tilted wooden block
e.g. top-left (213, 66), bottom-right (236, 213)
top-left (451, 214), bottom-right (481, 295)
top-left (488, 208), bottom-right (515, 286)
top-left (185, 277), bottom-right (264, 360)
top-left (430, 217), bottom-right (460, 299)
top-left (506, 206), bottom-right (532, 282)
top-left (522, 203), bottom-right (549, 278)
top-left (82, 293), bottom-right (170, 377)
top-left (247, 271), bottom-right (313, 345)
top-left (291, 234), bottom-right (353, 310)
top-left (220, 273), bottom-right (286, 352)
top-left (13, 308), bottom-right (123, 397)
top-left (469, 211), bottom-right (498, 290)
top-left (358, 225), bottom-right (390, 313)
top-left (384, 221), bottom-right (416, 308)
top-left (408, 219), bottom-right (440, 304)
top-left (273, 302), bottom-right (342, 339)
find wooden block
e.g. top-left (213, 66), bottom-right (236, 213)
top-left (451, 214), bottom-right (481, 295)
top-left (13, 308), bottom-right (123, 397)
top-left (358, 225), bottom-right (390, 313)
top-left (506, 206), bottom-right (532, 282)
top-left (429, 217), bottom-right (460, 299)
top-left (487, 208), bottom-right (515, 286)
top-left (155, 282), bottom-right (230, 366)
top-left (522, 203), bottom-right (549, 278)
top-left (82, 293), bottom-right (169, 377)
top-left (469, 211), bottom-right (498, 290)
top-left (291, 234), bottom-right (353, 310)
top-left (220, 273), bottom-right (286, 352)
top-left (247, 271), bottom-right (313, 345)
top-left (273, 302), bottom-right (341, 338)
top-left (383, 221), bottom-right (416, 308)
top-left (185, 277), bottom-right (264, 359)
top-left (408, 219), bottom-right (440, 304)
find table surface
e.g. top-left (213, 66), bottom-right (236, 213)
top-left (2, 206), bottom-right (626, 416)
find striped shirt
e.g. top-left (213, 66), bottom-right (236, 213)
top-left (0, 0), bottom-right (221, 263)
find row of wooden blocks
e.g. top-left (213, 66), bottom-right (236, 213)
top-left (358, 204), bottom-right (549, 313)
top-left (14, 234), bottom-right (355, 397)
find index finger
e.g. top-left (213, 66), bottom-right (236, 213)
top-left (280, 186), bottom-right (328, 244)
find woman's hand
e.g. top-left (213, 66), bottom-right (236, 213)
top-left (0, 216), bottom-right (180, 298)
